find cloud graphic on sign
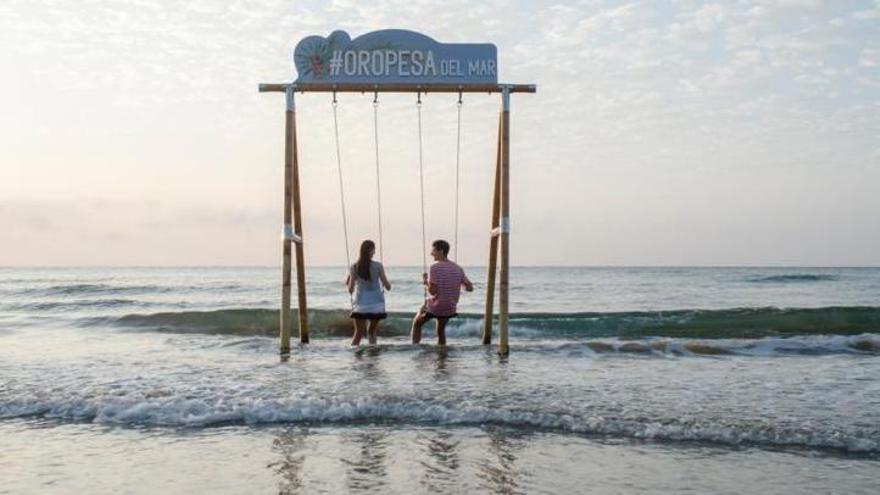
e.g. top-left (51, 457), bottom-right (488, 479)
top-left (294, 30), bottom-right (431, 80)
top-left (293, 30), bottom-right (351, 79)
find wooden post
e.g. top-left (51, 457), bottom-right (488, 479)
top-left (289, 88), bottom-right (310, 344)
top-left (498, 86), bottom-right (511, 356)
top-left (482, 113), bottom-right (503, 345)
top-left (280, 89), bottom-right (294, 354)
top-left (280, 87), bottom-right (309, 354)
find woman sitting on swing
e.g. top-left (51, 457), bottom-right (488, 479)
top-left (345, 240), bottom-right (392, 345)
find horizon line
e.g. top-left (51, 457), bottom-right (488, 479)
top-left (3, 264), bottom-right (879, 269)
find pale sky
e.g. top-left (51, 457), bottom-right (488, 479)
top-left (1, 0), bottom-right (878, 267)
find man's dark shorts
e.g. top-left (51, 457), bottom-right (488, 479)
top-left (419, 306), bottom-right (457, 320)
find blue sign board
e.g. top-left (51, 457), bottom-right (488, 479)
top-left (293, 30), bottom-right (497, 85)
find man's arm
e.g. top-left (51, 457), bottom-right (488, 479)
top-left (423, 271), bottom-right (438, 295)
top-left (462, 271), bottom-right (474, 292)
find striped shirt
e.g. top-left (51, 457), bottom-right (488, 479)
top-left (426, 261), bottom-right (466, 317)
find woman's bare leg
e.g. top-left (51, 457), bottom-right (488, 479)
top-left (367, 319), bottom-right (380, 345)
top-left (351, 319), bottom-right (366, 346)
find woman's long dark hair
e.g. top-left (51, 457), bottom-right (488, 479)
top-left (355, 240), bottom-right (376, 280)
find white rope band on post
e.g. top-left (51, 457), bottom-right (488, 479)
top-left (285, 85), bottom-right (295, 111)
top-left (282, 224), bottom-right (302, 243)
top-left (500, 217), bottom-right (511, 234)
top-left (501, 85), bottom-right (511, 112)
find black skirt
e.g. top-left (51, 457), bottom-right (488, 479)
top-left (350, 312), bottom-right (387, 320)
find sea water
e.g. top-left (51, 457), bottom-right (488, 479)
top-left (1, 267), bottom-right (879, 494)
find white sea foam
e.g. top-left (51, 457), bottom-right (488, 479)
top-left (2, 395), bottom-right (877, 454)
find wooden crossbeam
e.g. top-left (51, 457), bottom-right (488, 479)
top-left (259, 82), bottom-right (536, 94)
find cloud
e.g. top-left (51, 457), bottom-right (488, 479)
top-left (853, 8), bottom-right (880, 20)
top-left (2, 0), bottom-right (879, 265)
top-left (692, 3), bottom-right (726, 32)
top-left (774, 0), bottom-right (822, 9)
top-left (858, 48), bottom-right (878, 67)
top-left (1, 200), bottom-right (281, 266)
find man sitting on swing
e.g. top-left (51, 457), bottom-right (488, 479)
top-left (411, 239), bottom-right (474, 345)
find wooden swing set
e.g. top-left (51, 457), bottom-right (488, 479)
top-left (259, 30), bottom-right (535, 355)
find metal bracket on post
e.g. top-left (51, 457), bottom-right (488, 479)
top-left (285, 85), bottom-right (295, 111)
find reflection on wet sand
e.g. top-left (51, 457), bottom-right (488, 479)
top-left (476, 426), bottom-right (530, 495)
top-left (342, 429), bottom-right (390, 492)
top-left (418, 430), bottom-right (461, 492)
top-left (270, 427), bottom-right (308, 494)
top-left (270, 424), bottom-right (534, 494)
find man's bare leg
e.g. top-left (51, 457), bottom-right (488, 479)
top-left (411, 311), bottom-right (429, 344)
top-left (436, 317), bottom-right (449, 346)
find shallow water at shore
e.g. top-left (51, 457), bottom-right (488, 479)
top-left (2, 266), bottom-right (880, 493)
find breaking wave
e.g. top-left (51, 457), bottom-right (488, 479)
top-left (90, 306), bottom-right (880, 340)
top-left (2, 396), bottom-right (876, 454)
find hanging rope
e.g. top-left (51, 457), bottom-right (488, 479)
top-left (372, 91), bottom-right (384, 263)
top-left (331, 92), bottom-right (353, 305)
top-left (454, 91), bottom-right (463, 261)
top-left (416, 92), bottom-right (428, 299)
